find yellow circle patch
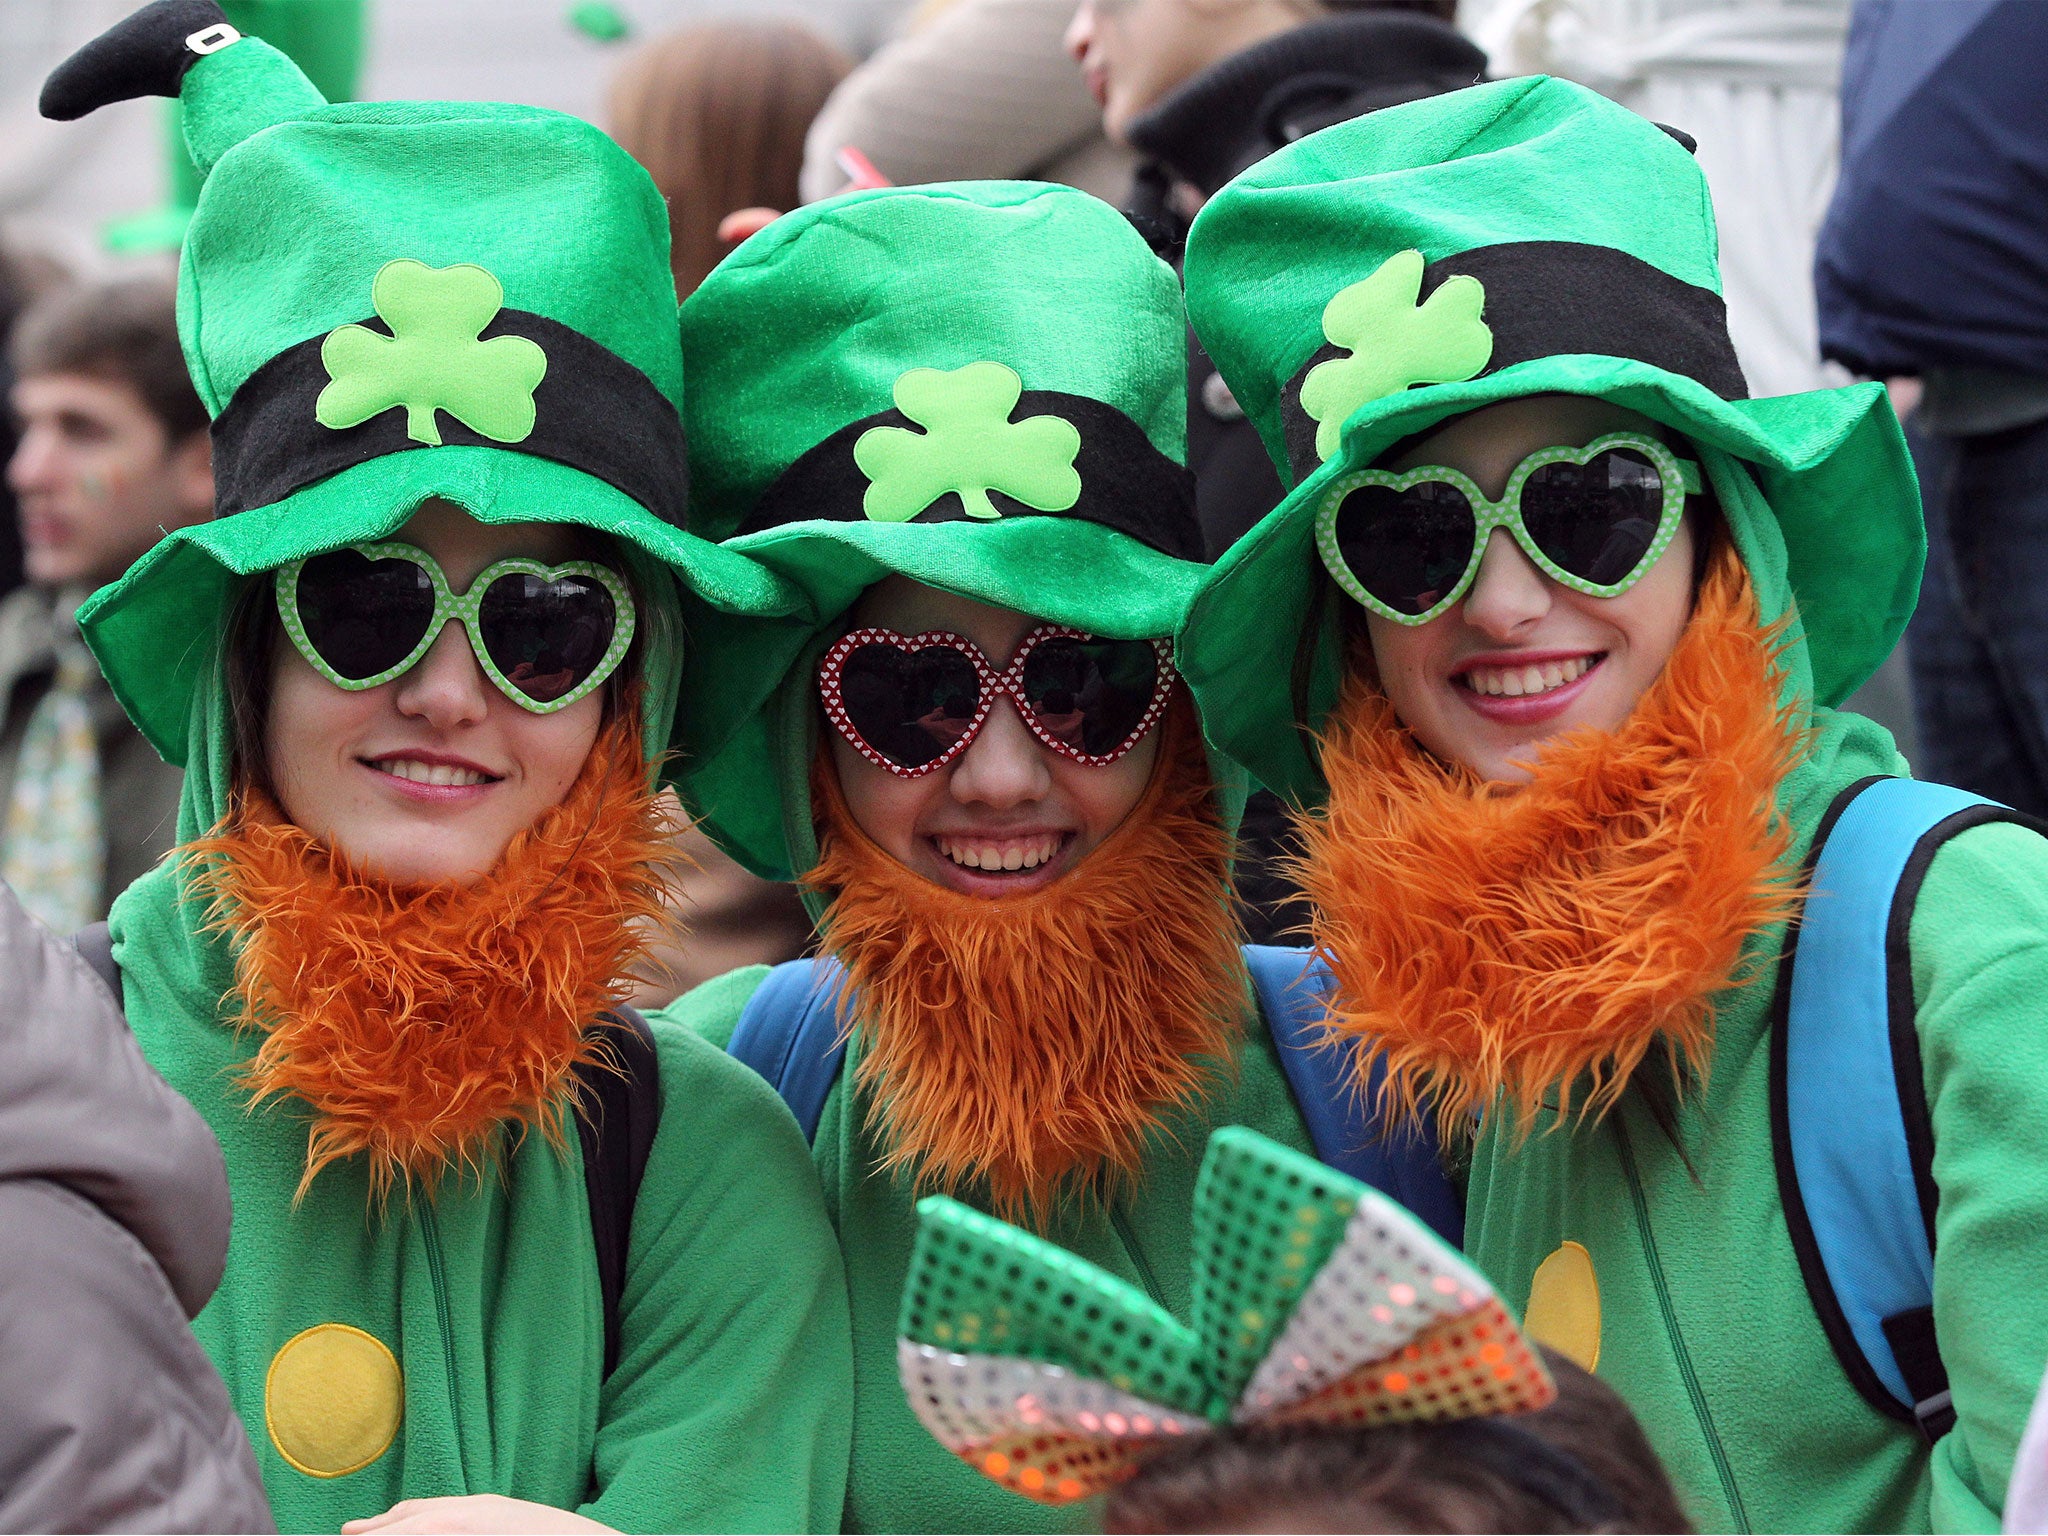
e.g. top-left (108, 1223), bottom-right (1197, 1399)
top-left (265, 1323), bottom-right (403, 1478)
top-left (1524, 1240), bottom-right (1602, 1372)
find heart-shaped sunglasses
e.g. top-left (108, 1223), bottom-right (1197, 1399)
top-left (274, 541), bottom-right (635, 714)
top-left (1314, 431), bottom-right (1703, 625)
top-left (817, 625), bottom-right (1176, 777)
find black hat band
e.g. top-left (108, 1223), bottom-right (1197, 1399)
top-left (1280, 239), bottom-right (1749, 480)
top-left (210, 308), bottom-right (689, 528)
top-left (742, 391), bottom-right (1202, 561)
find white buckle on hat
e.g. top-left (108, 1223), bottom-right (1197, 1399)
top-left (185, 22), bottom-right (243, 55)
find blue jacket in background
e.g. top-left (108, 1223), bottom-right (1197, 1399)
top-left (1816, 0), bottom-right (2048, 379)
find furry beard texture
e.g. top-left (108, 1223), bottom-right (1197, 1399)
top-left (1295, 542), bottom-right (1805, 1143)
top-left (806, 701), bottom-right (1247, 1224)
top-left (188, 710), bottom-right (680, 1199)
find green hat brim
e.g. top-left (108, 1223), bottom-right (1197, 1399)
top-left (1176, 357), bottom-right (1923, 804)
top-left (82, 446), bottom-right (802, 767)
top-left (678, 515), bottom-right (1209, 882)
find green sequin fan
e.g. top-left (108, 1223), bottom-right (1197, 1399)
top-left (898, 1127), bottom-right (1555, 1505)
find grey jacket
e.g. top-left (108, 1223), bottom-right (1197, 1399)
top-left (0, 881), bottom-right (272, 1533)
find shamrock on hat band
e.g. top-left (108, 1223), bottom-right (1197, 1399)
top-left (897, 1127), bottom-right (1554, 1506)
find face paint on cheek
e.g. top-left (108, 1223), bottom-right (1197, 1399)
top-left (77, 472), bottom-right (109, 502)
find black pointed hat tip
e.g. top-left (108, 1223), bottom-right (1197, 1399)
top-left (40, 0), bottom-right (232, 121)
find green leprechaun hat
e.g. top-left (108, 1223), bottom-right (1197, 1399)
top-left (41, 1), bottom-right (805, 799)
top-left (676, 181), bottom-right (1216, 881)
top-left (1176, 75), bottom-right (1922, 805)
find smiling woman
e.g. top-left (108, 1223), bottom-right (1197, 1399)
top-left (40, 9), bottom-right (848, 1536)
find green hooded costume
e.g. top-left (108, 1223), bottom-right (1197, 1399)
top-left (40, 7), bottom-right (849, 1530)
top-left (1177, 75), bottom-right (2048, 1532)
top-left (656, 180), bottom-right (1362, 1533)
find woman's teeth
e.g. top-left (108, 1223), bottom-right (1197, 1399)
top-left (374, 758), bottom-right (492, 787)
top-left (936, 833), bottom-right (1064, 872)
top-left (1460, 654), bottom-right (1598, 698)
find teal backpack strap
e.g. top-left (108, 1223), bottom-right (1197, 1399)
top-left (727, 957), bottom-right (849, 1144)
top-left (1772, 775), bottom-right (2044, 1440)
top-left (1245, 943), bottom-right (1462, 1246)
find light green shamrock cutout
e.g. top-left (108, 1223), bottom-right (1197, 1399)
top-left (1298, 249), bottom-right (1492, 462)
top-left (853, 361), bottom-right (1082, 523)
top-left (316, 259), bottom-right (548, 447)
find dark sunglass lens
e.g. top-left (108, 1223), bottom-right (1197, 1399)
top-left (478, 572), bottom-right (617, 704)
top-left (1521, 449), bottom-right (1666, 587)
top-left (1332, 480), bottom-right (1477, 616)
top-left (295, 549), bottom-right (437, 680)
top-left (837, 642), bottom-right (984, 769)
top-left (1018, 636), bottom-right (1160, 755)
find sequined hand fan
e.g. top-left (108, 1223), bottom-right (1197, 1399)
top-left (897, 1125), bottom-right (1553, 1505)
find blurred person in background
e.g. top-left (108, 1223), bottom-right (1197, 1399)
top-left (799, 0), bottom-right (1137, 205)
top-left (1816, 0), bottom-right (2048, 817)
top-left (608, 20), bottom-right (848, 1000)
top-left (1066, 0), bottom-right (1482, 944)
top-left (0, 250), bottom-right (68, 607)
top-left (3, 275), bottom-right (209, 932)
top-left (608, 20), bottom-right (853, 298)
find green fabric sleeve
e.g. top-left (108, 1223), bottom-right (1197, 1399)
top-left (1912, 822), bottom-right (2048, 1533)
top-left (650, 962), bottom-right (772, 1051)
top-left (580, 1018), bottom-right (851, 1533)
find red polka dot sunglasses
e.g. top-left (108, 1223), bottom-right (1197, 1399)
top-left (817, 625), bottom-right (1177, 778)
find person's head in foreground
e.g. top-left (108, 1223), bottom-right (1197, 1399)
top-left (7, 274), bottom-right (213, 589)
top-left (679, 177), bottom-right (1243, 1226)
top-left (41, 6), bottom-right (842, 1533)
top-left (900, 1125), bottom-right (1692, 1533)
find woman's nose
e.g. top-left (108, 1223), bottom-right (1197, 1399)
top-left (1063, 1), bottom-right (1095, 63)
top-left (1458, 528), bottom-right (1554, 640)
top-left (390, 620), bottom-right (492, 728)
top-left (947, 697), bottom-right (1054, 810)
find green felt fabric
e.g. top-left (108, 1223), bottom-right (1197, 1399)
top-left (1176, 77), bottom-right (1923, 802)
top-left (109, 867), bottom-right (852, 1534)
top-left (853, 362), bottom-right (1082, 523)
top-left (658, 971), bottom-right (1317, 1534)
top-left (314, 260), bottom-right (548, 445)
top-left (1299, 250), bottom-right (1491, 461)
top-left (673, 181), bottom-right (1225, 883)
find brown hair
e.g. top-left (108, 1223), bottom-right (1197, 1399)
top-left (606, 22), bottom-right (854, 297)
top-left (9, 275), bottom-right (208, 442)
top-left (1103, 1350), bottom-right (1692, 1534)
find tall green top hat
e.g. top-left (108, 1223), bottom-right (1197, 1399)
top-left (676, 182), bottom-right (1214, 881)
top-left (42, 1), bottom-right (800, 791)
top-left (1177, 76), bottom-right (1922, 804)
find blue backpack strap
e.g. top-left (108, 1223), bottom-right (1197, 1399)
top-left (1772, 775), bottom-right (2042, 1440)
top-left (727, 957), bottom-right (850, 1143)
top-left (1245, 943), bottom-right (1463, 1247)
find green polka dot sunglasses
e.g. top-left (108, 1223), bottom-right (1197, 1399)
top-left (1312, 431), bottom-right (1704, 626)
top-left (274, 541), bottom-right (635, 713)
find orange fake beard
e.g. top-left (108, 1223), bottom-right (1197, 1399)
top-left (806, 701), bottom-right (1247, 1225)
top-left (187, 710), bottom-right (680, 1199)
top-left (1294, 542), bottom-right (1805, 1143)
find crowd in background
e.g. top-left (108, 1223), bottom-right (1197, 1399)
top-left (1, 3), bottom-right (2045, 1529)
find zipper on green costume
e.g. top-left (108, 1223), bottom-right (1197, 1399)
top-left (1612, 1113), bottom-right (1747, 1532)
top-left (418, 1202), bottom-right (468, 1486)
top-left (1108, 1202), bottom-right (1166, 1308)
